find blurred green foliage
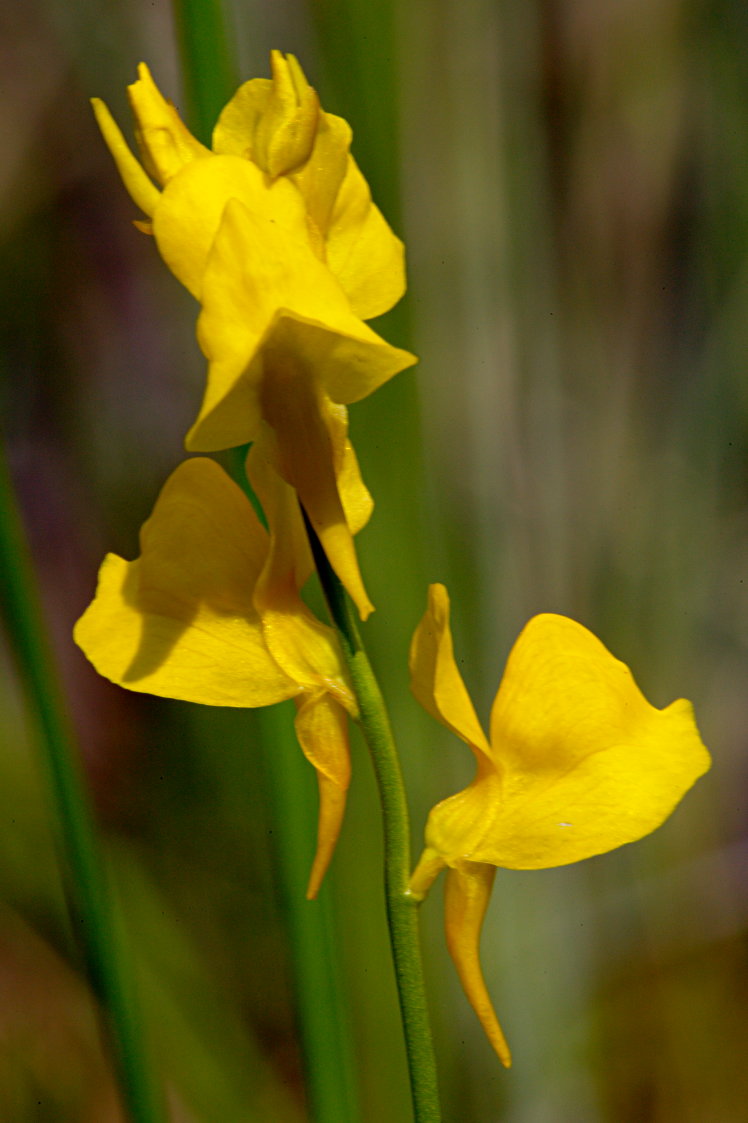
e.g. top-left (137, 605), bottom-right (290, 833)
top-left (1, 0), bottom-right (747, 1120)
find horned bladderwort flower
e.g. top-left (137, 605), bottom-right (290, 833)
top-left (91, 54), bottom-right (416, 619)
top-left (407, 584), bottom-right (711, 1066)
top-left (74, 452), bottom-right (363, 898)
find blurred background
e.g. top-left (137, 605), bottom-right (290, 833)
top-left (1, 0), bottom-right (747, 1119)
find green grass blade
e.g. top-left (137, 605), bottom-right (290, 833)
top-left (0, 442), bottom-right (167, 1123)
top-left (172, 0), bottom-right (237, 143)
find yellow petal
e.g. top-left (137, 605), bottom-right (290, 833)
top-left (425, 613), bottom-right (711, 871)
top-left (74, 459), bottom-right (297, 707)
top-left (246, 431), bottom-right (357, 707)
top-left (325, 401), bottom-right (374, 536)
top-left (152, 155), bottom-right (307, 299)
top-left (127, 62), bottom-right (209, 185)
top-left (258, 343), bottom-right (374, 619)
top-left (246, 428), bottom-right (314, 597)
top-left (294, 692), bottom-right (351, 898)
top-left (213, 53), bottom-right (320, 178)
top-left (212, 52), bottom-right (402, 321)
top-left (484, 614), bottom-right (711, 867)
top-left (248, 411), bottom-right (372, 627)
top-left (423, 769), bottom-right (501, 866)
top-left (213, 53), bottom-right (351, 254)
top-left (91, 98), bottom-right (160, 217)
top-left (409, 584), bottom-right (492, 756)
top-left (290, 110), bottom-right (352, 240)
top-left (253, 51), bottom-right (320, 177)
top-left (261, 598), bottom-right (356, 704)
top-left (326, 157), bottom-right (407, 320)
top-left (187, 194), bottom-right (416, 449)
top-left (212, 77), bottom-right (273, 158)
top-left (247, 406), bottom-right (372, 581)
top-left (407, 846), bottom-right (447, 902)
top-left (444, 863), bottom-right (511, 1067)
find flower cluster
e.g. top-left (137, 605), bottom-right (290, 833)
top-left (78, 53), bottom-right (711, 1066)
top-left (78, 53), bottom-right (415, 894)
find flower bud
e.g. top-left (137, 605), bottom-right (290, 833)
top-left (252, 51), bottom-right (320, 177)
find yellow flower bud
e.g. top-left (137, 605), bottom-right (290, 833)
top-left (252, 51), bottom-right (320, 177)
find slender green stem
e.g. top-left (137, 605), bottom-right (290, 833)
top-left (0, 445), bottom-right (166, 1123)
top-left (303, 512), bottom-right (441, 1123)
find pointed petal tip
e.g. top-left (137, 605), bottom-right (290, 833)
top-left (293, 707), bottom-right (350, 900)
top-left (305, 870), bottom-right (322, 901)
top-left (409, 582), bottom-right (492, 756)
top-left (304, 779), bottom-right (347, 898)
top-left (428, 581), bottom-right (449, 607)
top-left (90, 95), bottom-right (159, 217)
top-left (304, 785), bottom-right (344, 899)
top-left (492, 1033), bottom-right (513, 1069)
top-left (357, 597), bottom-right (375, 621)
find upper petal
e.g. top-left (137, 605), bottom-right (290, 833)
top-left (74, 459), bottom-right (297, 707)
top-left (213, 52), bottom-right (320, 178)
top-left (212, 77), bottom-right (272, 158)
top-left (470, 613), bottom-right (712, 868)
top-left (213, 54), bottom-right (403, 319)
top-left (409, 584), bottom-right (492, 757)
top-left (251, 51), bottom-right (320, 177)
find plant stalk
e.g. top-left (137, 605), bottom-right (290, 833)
top-left (303, 510), bottom-right (442, 1123)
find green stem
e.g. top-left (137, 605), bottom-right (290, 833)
top-left (303, 512), bottom-right (441, 1123)
top-left (0, 444), bottom-right (166, 1123)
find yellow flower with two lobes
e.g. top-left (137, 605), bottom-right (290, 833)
top-left (91, 53), bottom-right (416, 619)
top-left (74, 452), bottom-right (359, 899)
top-left (408, 584), bottom-right (711, 1067)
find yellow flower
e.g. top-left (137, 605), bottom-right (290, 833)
top-left (74, 456), bottom-right (358, 898)
top-left (407, 584), bottom-right (711, 1066)
top-left (91, 53), bottom-right (405, 318)
top-left (91, 56), bottom-right (416, 618)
